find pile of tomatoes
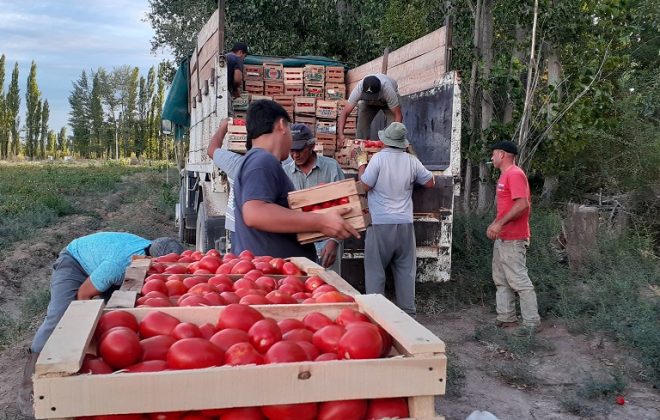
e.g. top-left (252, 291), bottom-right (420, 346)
top-left (140, 250), bottom-right (354, 307)
top-left (79, 305), bottom-right (405, 419)
top-left (76, 396), bottom-right (408, 419)
top-left (301, 196), bottom-right (350, 212)
top-left (357, 140), bottom-right (384, 149)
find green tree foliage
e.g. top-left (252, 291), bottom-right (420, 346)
top-left (39, 99), bottom-right (49, 159)
top-left (0, 54), bottom-right (6, 159)
top-left (47, 129), bottom-right (57, 157)
top-left (25, 61), bottom-right (41, 158)
top-left (6, 63), bottom-right (20, 157)
top-left (90, 72), bottom-right (105, 157)
top-left (57, 126), bottom-right (68, 155)
top-left (68, 70), bottom-right (91, 156)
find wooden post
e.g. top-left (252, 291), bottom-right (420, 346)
top-left (564, 203), bottom-right (598, 270)
top-left (381, 48), bottom-right (389, 74)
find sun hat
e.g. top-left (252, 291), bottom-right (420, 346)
top-left (378, 122), bottom-right (409, 149)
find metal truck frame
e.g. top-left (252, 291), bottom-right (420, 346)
top-left (173, 8), bottom-right (461, 283)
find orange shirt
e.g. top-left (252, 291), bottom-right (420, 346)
top-left (496, 165), bottom-right (531, 240)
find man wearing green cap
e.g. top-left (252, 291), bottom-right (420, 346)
top-left (357, 122), bottom-right (435, 316)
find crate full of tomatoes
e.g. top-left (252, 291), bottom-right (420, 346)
top-left (226, 118), bottom-right (247, 153)
top-left (110, 249), bottom-right (360, 309)
top-left (287, 179), bottom-right (370, 244)
top-left (33, 294), bottom-right (446, 419)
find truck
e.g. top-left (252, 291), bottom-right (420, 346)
top-left (162, 7), bottom-right (461, 284)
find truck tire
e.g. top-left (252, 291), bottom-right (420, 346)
top-left (178, 185), bottom-right (196, 244)
top-left (196, 203), bottom-right (209, 252)
top-left (195, 201), bottom-right (227, 252)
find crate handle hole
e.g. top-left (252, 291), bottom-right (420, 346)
top-left (298, 371), bottom-right (312, 380)
top-left (38, 395), bottom-right (44, 400)
top-left (51, 407), bottom-right (57, 411)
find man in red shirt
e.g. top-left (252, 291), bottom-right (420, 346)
top-left (486, 141), bottom-right (541, 335)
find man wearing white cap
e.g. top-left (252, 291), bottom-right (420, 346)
top-left (357, 122), bottom-right (435, 316)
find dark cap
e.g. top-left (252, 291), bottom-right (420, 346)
top-left (231, 42), bottom-right (249, 54)
top-left (489, 140), bottom-right (518, 155)
top-left (362, 75), bottom-right (381, 100)
top-left (290, 124), bottom-right (315, 150)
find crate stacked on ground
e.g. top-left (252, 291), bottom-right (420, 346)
top-left (324, 66), bottom-right (346, 100)
top-left (288, 178), bottom-right (370, 244)
top-left (263, 63), bottom-right (284, 96)
top-left (226, 118), bottom-right (248, 153)
top-left (33, 293), bottom-right (446, 419)
top-left (107, 254), bottom-right (361, 310)
top-left (315, 100), bottom-right (338, 157)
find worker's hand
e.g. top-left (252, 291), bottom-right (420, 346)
top-left (351, 147), bottom-right (368, 168)
top-left (318, 208), bottom-right (360, 240)
top-left (77, 278), bottom-right (101, 300)
top-left (338, 134), bottom-right (346, 146)
top-left (407, 144), bottom-right (417, 157)
top-left (319, 240), bottom-right (339, 268)
top-left (486, 220), bottom-right (503, 240)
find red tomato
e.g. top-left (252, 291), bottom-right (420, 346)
top-left (141, 291), bottom-right (170, 301)
top-left (144, 297), bottom-right (173, 308)
top-left (182, 413), bottom-right (213, 420)
top-left (220, 291), bottom-right (241, 304)
top-left (270, 258), bottom-right (286, 274)
top-left (264, 341), bottom-right (308, 363)
top-left (149, 411), bottom-right (185, 420)
top-left (378, 326), bottom-right (393, 357)
top-left (248, 318), bottom-right (282, 353)
top-left (220, 407), bottom-right (265, 420)
top-left (282, 328), bottom-right (314, 343)
top-left (167, 338), bottom-right (224, 369)
top-left (321, 201), bottom-right (333, 209)
top-left (155, 253), bottom-right (179, 263)
top-left (311, 284), bottom-right (338, 296)
top-left (190, 251), bottom-right (204, 260)
top-left (302, 312), bottom-right (334, 332)
top-left (266, 290), bottom-right (297, 305)
top-left (296, 340), bottom-right (320, 361)
top-left (203, 292), bottom-right (225, 306)
top-left (224, 342), bottom-right (265, 366)
top-left (148, 263), bottom-right (167, 274)
top-left (315, 291), bottom-right (354, 303)
top-left (222, 252), bottom-right (238, 263)
top-left (239, 294), bottom-right (271, 305)
top-left (171, 322), bottom-right (203, 340)
top-left (277, 318), bottom-right (305, 334)
top-left (165, 279), bottom-right (188, 296)
top-left (338, 196), bottom-right (350, 205)
top-left (235, 287), bottom-right (267, 298)
top-left (142, 279), bottom-right (169, 295)
top-left (281, 262), bottom-right (303, 276)
top-left (95, 311), bottom-right (139, 338)
top-left (188, 283), bottom-right (216, 295)
top-left (280, 276), bottom-right (305, 291)
top-left (140, 335), bottom-right (177, 361)
top-left (79, 354), bottom-right (113, 374)
top-left (215, 262), bottom-right (235, 274)
top-left (209, 328), bottom-right (250, 352)
top-left (338, 324), bottom-right (383, 360)
top-left (217, 304), bottom-right (264, 332)
top-left (193, 269), bottom-right (212, 275)
top-left (182, 276), bottom-right (208, 289)
top-left (303, 276), bottom-right (325, 292)
top-left (302, 205), bottom-right (314, 212)
top-left (99, 328), bottom-right (142, 369)
top-left (365, 398), bottom-right (409, 419)
top-left (139, 311), bottom-right (181, 338)
top-left (239, 249), bottom-right (255, 260)
top-left (208, 274), bottom-right (234, 289)
top-left (145, 274), bottom-right (167, 282)
top-left (315, 353), bottom-right (339, 361)
top-left (311, 205), bottom-right (323, 211)
top-left (125, 359), bottom-right (168, 373)
top-left (254, 261), bottom-right (276, 275)
top-left (255, 276), bottom-right (277, 292)
top-left (312, 325), bottom-right (345, 353)
top-left (178, 295), bottom-right (211, 307)
top-left (177, 256), bottom-right (194, 263)
top-left (244, 269), bottom-right (264, 281)
top-left (318, 399), bottom-right (368, 420)
top-left (302, 298), bottom-right (317, 304)
top-left (164, 264), bottom-right (188, 275)
top-left (261, 402), bottom-right (317, 420)
top-left (234, 277), bottom-right (256, 290)
top-left (335, 308), bottom-right (371, 326)
top-left (292, 292), bottom-right (312, 302)
top-left (199, 323), bottom-right (217, 339)
top-left (231, 260), bottom-right (256, 275)
top-left (278, 283), bottom-right (303, 295)
top-left (92, 414), bottom-right (144, 420)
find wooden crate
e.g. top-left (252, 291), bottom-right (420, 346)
top-left (249, 94), bottom-right (273, 102)
top-left (337, 99), bottom-right (358, 117)
top-left (244, 80), bottom-right (264, 95)
top-left (325, 66), bottom-right (345, 83)
top-left (303, 64), bottom-right (325, 84)
top-left (294, 115), bottom-right (316, 134)
top-left (315, 100), bottom-right (338, 119)
top-left (244, 64), bottom-right (264, 81)
top-left (231, 93), bottom-right (250, 111)
top-left (316, 120), bottom-right (337, 135)
top-left (294, 97), bottom-right (316, 116)
top-left (289, 179), bottom-right (369, 244)
top-left (34, 294), bottom-right (445, 419)
top-left (304, 83), bottom-right (325, 98)
top-left (264, 82), bottom-right (284, 95)
top-left (272, 94), bottom-right (295, 108)
top-left (263, 63), bottom-right (283, 81)
top-left (283, 68), bottom-right (304, 85)
top-left (234, 111), bottom-right (247, 119)
top-left (108, 256), bottom-right (358, 309)
top-left (284, 84), bottom-right (304, 96)
top-left (316, 133), bottom-right (337, 157)
top-left (344, 116), bottom-right (357, 135)
top-left (325, 83), bottom-right (346, 100)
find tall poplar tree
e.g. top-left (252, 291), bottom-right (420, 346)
top-left (25, 61), bottom-right (41, 158)
top-left (39, 100), bottom-right (49, 158)
top-left (0, 54), bottom-right (6, 159)
top-left (6, 63), bottom-right (20, 157)
top-left (68, 71), bottom-right (91, 156)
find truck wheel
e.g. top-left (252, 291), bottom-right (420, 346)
top-left (178, 185), bottom-right (196, 244)
top-left (195, 201), bottom-right (227, 252)
top-left (196, 202), bottom-right (209, 252)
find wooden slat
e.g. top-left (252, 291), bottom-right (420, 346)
top-left (355, 294), bottom-right (446, 354)
top-left (409, 395), bottom-right (438, 419)
top-left (316, 270), bottom-right (361, 297)
top-left (119, 259), bottom-right (151, 292)
top-left (197, 31), bottom-right (219, 78)
top-left (298, 213), bottom-right (369, 244)
top-left (288, 257), bottom-right (324, 275)
top-left (387, 27), bottom-right (445, 70)
top-left (196, 9), bottom-right (219, 51)
top-left (288, 178), bottom-right (358, 209)
top-left (34, 354), bottom-right (443, 418)
top-left (36, 300), bottom-right (104, 376)
top-left (105, 291), bottom-right (137, 309)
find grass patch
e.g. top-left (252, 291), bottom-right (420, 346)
top-left (445, 349), bottom-right (466, 397)
top-left (0, 311), bottom-right (17, 348)
top-left (475, 324), bottom-right (552, 357)
top-left (560, 371), bottom-right (627, 417)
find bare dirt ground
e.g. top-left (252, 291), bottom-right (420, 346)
top-left (0, 171), bottom-right (658, 419)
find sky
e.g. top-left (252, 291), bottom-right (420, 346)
top-left (0, 0), bottom-right (170, 132)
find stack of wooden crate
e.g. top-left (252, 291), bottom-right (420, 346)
top-left (325, 66), bottom-right (346, 100)
top-left (263, 63), bottom-right (284, 95)
top-left (337, 99), bottom-right (358, 137)
top-left (294, 97), bottom-right (316, 134)
top-left (315, 100), bottom-right (338, 156)
top-left (244, 64), bottom-right (264, 95)
top-left (226, 118), bottom-right (247, 153)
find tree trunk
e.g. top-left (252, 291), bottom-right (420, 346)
top-left (540, 44), bottom-right (563, 207)
top-left (503, 25), bottom-right (526, 124)
top-left (540, 175), bottom-right (559, 206)
top-left (476, 0), bottom-right (494, 215)
top-left (565, 203), bottom-right (598, 271)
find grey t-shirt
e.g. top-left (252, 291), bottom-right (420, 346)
top-left (283, 154), bottom-right (345, 190)
top-left (213, 148), bottom-right (243, 231)
top-left (348, 73), bottom-right (400, 109)
top-left (360, 148), bottom-right (433, 224)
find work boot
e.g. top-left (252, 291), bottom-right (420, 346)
top-left (512, 324), bottom-right (542, 337)
top-left (495, 319), bottom-right (518, 328)
top-left (17, 349), bottom-right (38, 419)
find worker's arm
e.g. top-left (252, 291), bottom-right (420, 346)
top-left (337, 103), bottom-right (355, 144)
top-left (233, 69), bottom-right (243, 97)
top-left (357, 163), bottom-right (371, 192)
top-left (423, 176), bottom-right (435, 189)
top-left (391, 105), bottom-right (403, 123)
top-left (486, 198), bottom-right (529, 240)
top-left (77, 277), bottom-right (100, 300)
top-left (207, 118), bottom-right (229, 159)
top-left (242, 201), bottom-right (360, 240)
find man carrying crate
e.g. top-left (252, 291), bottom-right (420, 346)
top-left (357, 122), bottom-right (435, 317)
top-left (283, 124), bottom-right (346, 271)
top-left (232, 100), bottom-right (360, 260)
top-left (18, 232), bottom-right (183, 417)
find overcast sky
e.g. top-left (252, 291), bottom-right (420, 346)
top-left (0, 0), bottom-right (169, 133)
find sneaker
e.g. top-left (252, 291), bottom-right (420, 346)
top-left (512, 324), bottom-right (542, 337)
top-left (495, 319), bottom-right (519, 328)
